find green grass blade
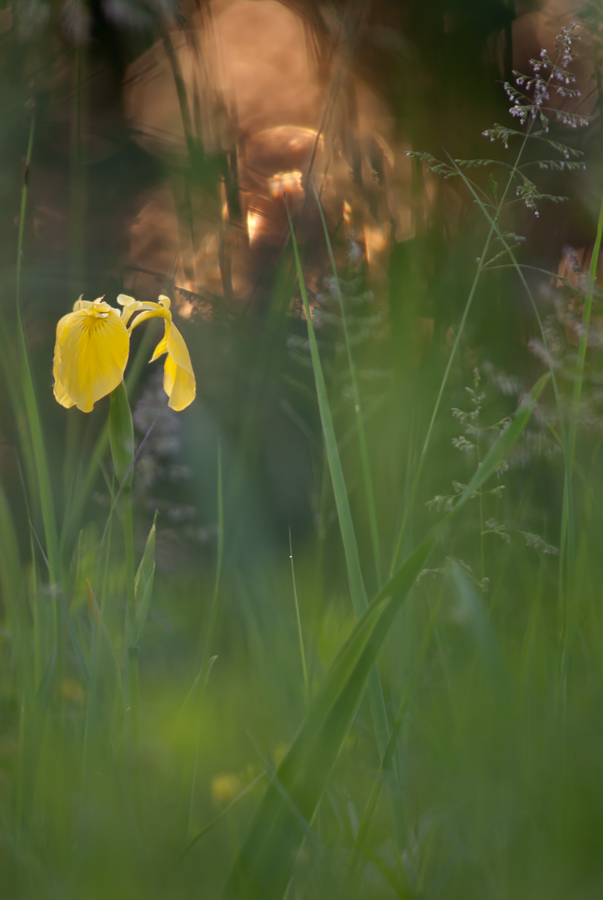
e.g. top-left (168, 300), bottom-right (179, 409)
top-left (220, 534), bottom-right (434, 900)
top-left (181, 448), bottom-right (224, 843)
top-left (284, 201), bottom-right (366, 618)
top-left (311, 180), bottom-right (383, 589)
top-left (131, 515), bottom-right (157, 648)
top-left (181, 774), bottom-right (266, 860)
top-left (289, 527), bottom-right (309, 699)
top-left (14, 115), bottom-right (61, 589)
top-left (20, 643), bottom-right (56, 831)
top-left (0, 480), bottom-right (23, 631)
top-left (347, 594), bottom-right (441, 883)
top-left (220, 371), bottom-right (545, 900)
top-left (284, 201), bottom-right (391, 759)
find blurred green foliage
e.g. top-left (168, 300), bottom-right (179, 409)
top-left (2, 1), bottom-right (603, 899)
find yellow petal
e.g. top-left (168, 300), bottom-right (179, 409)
top-left (166, 322), bottom-right (194, 375)
top-left (163, 353), bottom-right (196, 411)
top-left (127, 305), bottom-right (170, 333)
top-left (53, 313), bottom-right (76, 407)
top-left (162, 321), bottom-right (195, 409)
top-left (150, 334), bottom-right (168, 363)
top-left (52, 348), bottom-right (76, 408)
top-left (57, 305), bottom-right (129, 412)
top-left (117, 294), bottom-right (144, 325)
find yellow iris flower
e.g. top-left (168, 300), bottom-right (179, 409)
top-left (53, 293), bottom-right (196, 413)
top-left (53, 297), bottom-right (129, 412)
top-left (118, 294), bottom-right (196, 412)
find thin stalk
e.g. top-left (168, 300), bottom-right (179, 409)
top-left (560, 193), bottom-right (603, 673)
top-left (347, 592), bottom-right (441, 887)
top-left (388, 248), bottom-right (492, 575)
top-left (477, 441), bottom-right (485, 586)
top-left (284, 199), bottom-right (405, 842)
top-left (389, 123), bottom-right (536, 577)
top-left (311, 180), bottom-right (383, 589)
top-left (68, 46), bottom-right (87, 298)
top-left (198, 446), bottom-right (224, 680)
top-left (568, 197), bottom-right (603, 464)
top-left (15, 115), bottom-right (62, 634)
top-left (289, 527), bottom-right (309, 699)
top-left (128, 647), bottom-right (140, 749)
top-left (31, 532), bottom-right (41, 686)
top-left (284, 201), bottom-right (366, 618)
top-left (442, 154), bottom-right (576, 684)
top-left (180, 773), bottom-right (266, 860)
top-left (187, 447), bottom-right (224, 834)
top-left (123, 492), bottom-right (135, 616)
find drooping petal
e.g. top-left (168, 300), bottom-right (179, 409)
top-left (149, 334), bottom-right (168, 363)
top-left (127, 306), bottom-right (170, 334)
top-left (163, 351), bottom-right (196, 411)
top-left (165, 322), bottom-right (194, 376)
top-left (57, 304), bottom-right (129, 412)
top-left (112, 293), bottom-right (195, 411)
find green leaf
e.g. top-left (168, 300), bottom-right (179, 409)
top-left (20, 643), bottom-right (57, 829)
top-left (134, 514), bottom-right (156, 605)
top-left (221, 373), bottom-right (548, 900)
top-left (220, 534), bottom-right (434, 900)
top-left (129, 515), bottom-right (157, 648)
top-left (284, 202), bottom-right (391, 761)
top-left (0, 480), bottom-right (22, 627)
top-left (131, 564), bottom-right (156, 649)
top-left (109, 381), bottom-right (135, 490)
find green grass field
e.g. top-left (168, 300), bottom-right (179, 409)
top-left (2, 2), bottom-right (603, 898)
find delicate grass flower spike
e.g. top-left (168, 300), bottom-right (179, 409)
top-left (118, 293), bottom-right (196, 411)
top-left (53, 296), bottom-right (130, 412)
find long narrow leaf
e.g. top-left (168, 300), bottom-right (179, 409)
top-left (284, 202), bottom-right (391, 759)
top-left (221, 372), bottom-right (546, 900)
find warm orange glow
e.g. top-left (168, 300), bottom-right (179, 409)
top-left (123, 0), bottom-right (410, 305)
top-left (267, 170), bottom-right (304, 200)
top-left (177, 299), bottom-right (194, 319)
top-left (247, 209), bottom-right (265, 244)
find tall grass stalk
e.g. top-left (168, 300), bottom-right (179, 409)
top-left (568, 196), bottom-right (603, 481)
top-left (347, 591), bottom-right (441, 888)
top-left (389, 135), bottom-right (535, 576)
top-left (289, 527), bottom-right (309, 699)
top-left (222, 371), bottom-right (546, 900)
top-left (284, 199), bottom-right (392, 761)
top-left (15, 115), bottom-right (61, 593)
top-left (185, 446), bottom-right (224, 839)
top-left (311, 180), bottom-right (383, 590)
top-left (389, 33), bottom-right (579, 577)
top-left (443, 155), bottom-right (580, 687)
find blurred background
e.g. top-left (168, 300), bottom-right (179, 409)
top-left (3, 0), bottom-right (603, 898)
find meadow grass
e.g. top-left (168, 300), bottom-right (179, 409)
top-left (3, 7), bottom-right (603, 900)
